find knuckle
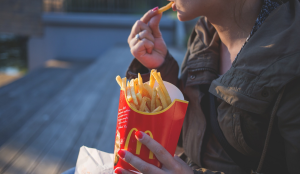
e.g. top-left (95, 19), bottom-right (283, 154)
top-left (136, 20), bottom-right (143, 27)
top-left (143, 135), bottom-right (152, 144)
top-left (131, 48), bottom-right (137, 57)
top-left (173, 163), bottom-right (182, 171)
top-left (154, 146), bottom-right (165, 156)
top-left (131, 48), bottom-right (137, 56)
top-left (126, 154), bottom-right (133, 164)
top-left (127, 37), bottom-right (131, 44)
top-left (140, 30), bottom-right (147, 36)
top-left (140, 163), bottom-right (151, 173)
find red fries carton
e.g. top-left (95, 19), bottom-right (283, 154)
top-left (113, 81), bottom-right (188, 173)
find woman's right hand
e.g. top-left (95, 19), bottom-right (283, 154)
top-left (128, 7), bottom-right (168, 69)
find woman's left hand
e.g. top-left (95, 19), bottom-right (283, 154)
top-left (115, 131), bottom-right (194, 174)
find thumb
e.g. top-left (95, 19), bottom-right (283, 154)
top-left (148, 12), bottom-right (163, 38)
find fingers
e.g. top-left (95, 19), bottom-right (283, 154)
top-left (174, 155), bottom-right (186, 166)
top-left (140, 9), bottom-right (163, 38)
top-left (148, 12), bottom-right (163, 38)
top-left (118, 150), bottom-right (161, 174)
top-left (128, 20), bottom-right (152, 44)
top-left (131, 38), bottom-right (154, 56)
top-left (129, 30), bottom-right (155, 48)
top-left (140, 9), bottom-right (159, 24)
top-left (114, 167), bottom-right (135, 174)
top-left (139, 30), bottom-right (155, 43)
top-left (135, 131), bottom-right (176, 169)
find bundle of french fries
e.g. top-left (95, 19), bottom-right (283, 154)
top-left (116, 70), bottom-right (172, 113)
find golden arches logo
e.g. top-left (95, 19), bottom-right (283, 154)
top-left (124, 128), bottom-right (154, 159)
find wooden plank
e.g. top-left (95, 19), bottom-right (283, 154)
top-left (0, 66), bottom-right (87, 146)
top-left (0, 66), bottom-right (94, 173)
top-left (30, 47), bottom-right (133, 174)
top-left (28, 63), bottom-right (124, 174)
top-left (0, 68), bottom-right (52, 98)
top-left (57, 81), bottom-right (119, 173)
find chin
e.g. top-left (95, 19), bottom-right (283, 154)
top-left (177, 13), bottom-right (194, 22)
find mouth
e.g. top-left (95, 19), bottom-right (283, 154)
top-left (171, 2), bottom-right (176, 11)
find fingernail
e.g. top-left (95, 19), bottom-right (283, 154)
top-left (135, 131), bottom-right (144, 140)
top-left (115, 168), bottom-right (122, 174)
top-left (152, 6), bottom-right (159, 12)
top-left (118, 149), bottom-right (126, 159)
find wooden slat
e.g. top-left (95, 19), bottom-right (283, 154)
top-left (29, 47), bottom-right (132, 174)
top-left (0, 67), bottom-right (86, 146)
top-left (57, 82), bottom-right (119, 173)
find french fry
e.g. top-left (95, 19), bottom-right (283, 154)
top-left (136, 93), bottom-right (143, 104)
top-left (116, 69), bottom-right (175, 113)
top-left (116, 76), bottom-right (122, 88)
top-left (156, 98), bottom-right (162, 108)
top-left (134, 78), bottom-right (139, 94)
top-left (152, 71), bottom-right (172, 105)
top-left (158, 72), bottom-right (161, 78)
top-left (130, 79), bottom-right (139, 105)
top-left (149, 70), bottom-right (156, 88)
top-left (152, 106), bottom-right (162, 113)
top-left (145, 105), bottom-right (150, 112)
top-left (145, 97), bottom-right (151, 109)
top-left (130, 103), bottom-right (138, 110)
top-left (156, 86), bottom-right (168, 109)
top-left (143, 83), bottom-right (153, 98)
top-left (138, 73), bottom-right (143, 84)
top-left (121, 77), bottom-right (127, 91)
top-left (139, 97), bottom-right (147, 111)
top-left (126, 81), bottom-right (133, 102)
top-left (151, 88), bottom-right (157, 112)
top-left (158, 2), bottom-right (174, 13)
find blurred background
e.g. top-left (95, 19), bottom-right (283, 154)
top-left (0, 0), bottom-right (198, 173)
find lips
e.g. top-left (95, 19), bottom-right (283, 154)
top-left (171, 2), bottom-right (176, 11)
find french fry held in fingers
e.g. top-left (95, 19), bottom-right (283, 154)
top-left (158, 2), bottom-right (174, 13)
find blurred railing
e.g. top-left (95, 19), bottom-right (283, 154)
top-left (44, 0), bottom-right (169, 14)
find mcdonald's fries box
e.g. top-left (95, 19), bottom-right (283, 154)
top-left (114, 81), bottom-right (189, 172)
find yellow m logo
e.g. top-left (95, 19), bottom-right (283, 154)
top-left (124, 128), bottom-right (154, 159)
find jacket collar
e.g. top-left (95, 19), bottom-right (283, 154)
top-left (209, 0), bottom-right (300, 114)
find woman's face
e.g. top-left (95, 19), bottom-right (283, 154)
top-left (170, 0), bottom-right (226, 21)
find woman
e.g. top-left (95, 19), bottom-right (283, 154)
top-left (115, 0), bottom-right (300, 173)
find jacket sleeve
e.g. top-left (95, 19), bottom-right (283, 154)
top-left (125, 51), bottom-right (179, 86)
top-left (277, 77), bottom-right (300, 174)
top-left (193, 169), bottom-right (224, 174)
